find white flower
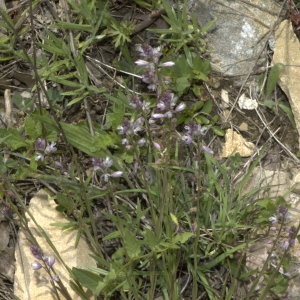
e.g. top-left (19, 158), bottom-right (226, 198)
top-left (269, 215), bottom-right (278, 224)
top-left (135, 59), bottom-right (149, 66)
top-left (35, 152), bottom-right (45, 161)
top-left (159, 61), bottom-right (175, 67)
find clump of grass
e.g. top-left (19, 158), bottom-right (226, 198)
top-left (0, 0), bottom-right (298, 299)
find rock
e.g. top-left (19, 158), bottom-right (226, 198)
top-left (221, 128), bottom-right (256, 157)
top-left (238, 93), bottom-right (258, 110)
top-left (244, 166), bottom-right (300, 299)
top-left (272, 20), bottom-right (300, 150)
top-left (191, 0), bottom-right (281, 85)
top-left (14, 190), bottom-right (96, 300)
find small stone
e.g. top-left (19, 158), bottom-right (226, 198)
top-left (238, 122), bottom-right (248, 131)
top-left (221, 129), bottom-right (255, 157)
top-left (220, 89), bottom-right (230, 109)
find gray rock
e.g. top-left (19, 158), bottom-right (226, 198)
top-left (191, 0), bottom-right (282, 85)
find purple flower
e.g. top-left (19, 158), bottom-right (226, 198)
top-left (181, 122), bottom-right (208, 145)
top-left (181, 135), bottom-right (193, 144)
top-left (30, 246), bottom-right (43, 260)
top-left (35, 138), bottom-right (47, 151)
top-left (203, 146), bottom-right (214, 154)
top-left (43, 254), bottom-right (55, 267)
top-left (129, 96), bottom-right (150, 112)
top-left (44, 142), bottom-right (57, 154)
top-left (136, 44), bottom-right (162, 63)
top-left (34, 139), bottom-right (57, 161)
top-left (31, 261), bottom-right (42, 271)
top-left (153, 142), bottom-right (161, 151)
top-left (92, 157), bottom-right (123, 182)
top-left (157, 92), bottom-right (177, 111)
top-left (269, 215), bottom-right (278, 224)
top-left (277, 205), bottom-right (288, 218)
top-left (91, 157), bottom-right (102, 171)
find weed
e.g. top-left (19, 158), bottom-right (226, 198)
top-left (0, 0), bottom-right (297, 299)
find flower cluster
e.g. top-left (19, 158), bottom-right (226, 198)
top-left (35, 138), bottom-right (57, 161)
top-left (269, 205), bottom-right (291, 226)
top-left (150, 91), bottom-right (186, 122)
top-left (30, 245), bottom-right (55, 271)
top-left (92, 157), bottom-right (123, 182)
top-left (268, 205), bottom-right (296, 250)
top-left (117, 117), bottom-right (146, 150)
top-left (135, 44), bottom-right (174, 91)
top-left (181, 122), bottom-right (207, 145)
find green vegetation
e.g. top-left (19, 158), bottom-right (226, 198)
top-left (0, 0), bottom-right (297, 299)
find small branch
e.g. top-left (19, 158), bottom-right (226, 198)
top-left (132, 8), bottom-right (166, 35)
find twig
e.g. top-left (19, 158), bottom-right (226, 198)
top-left (132, 8), bottom-right (166, 35)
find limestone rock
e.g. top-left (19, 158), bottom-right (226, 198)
top-left (221, 129), bottom-right (255, 157)
top-left (14, 190), bottom-right (96, 300)
top-left (272, 20), bottom-right (300, 150)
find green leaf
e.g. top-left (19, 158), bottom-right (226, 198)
top-left (175, 76), bottom-right (190, 95)
top-left (24, 114), bottom-right (43, 139)
top-left (170, 212), bottom-right (179, 226)
top-left (72, 268), bottom-right (103, 296)
top-left (0, 129), bottom-right (27, 150)
top-left (143, 228), bottom-right (160, 248)
top-left (172, 232), bottom-right (194, 244)
top-left (278, 102), bottom-right (296, 128)
top-left (192, 56), bottom-right (210, 81)
top-left (212, 126), bottom-right (225, 136)
top-left (265, 63), bottom-right (285, 99)
top-left (201, 99), bottom-right (213, 114)
top-left (60, 122), bottom-right (115, 156)
top-left (123, 230), bottom-right (141, 258)
top-left (12, 93), bottom-right (34, 111)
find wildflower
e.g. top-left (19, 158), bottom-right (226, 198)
top-left (91, 157), bottom-right (102, 171)
top-left (135, 44), bottom-right (174, 91)
top-left (34, 138), bottom-right (57, 161)
top-left (181, 135), bottom-right (193, 145)
top-left (136, 44), bottom-right (162, 64)
top-left (111, 171), bottom-right (123, 178)
top-left (35, 152), bottom-right (45, 162)
top-left (44, 142), bottom-right (57, 154)
top-left (30, 246), bottom-right (56, 270)
top-left (30, 246), bottom-right (43, 260)
top-left (269, 215), bottom-right (278, 224)
top-left (43, 254), bottom-right (56, 267)
top-left (91, 156), bottom-right (123, 183)
top-left (159, 61), bottom-right (175, 67)
top-left (35, 138), bottom-right (47, 151)
top-left (137, 138), bottom-right (146, 147)
top-left (277, 205), bottom-right (288, 218)
top-left (129, 96), bottom-right (150, 112)
top-left (287, 226), bottom-right (296, 248)
top-left (203, 146), bottom-right (214, 154)
top-left (153, 142), bottom-right (161, 151)
top-left (135, 59), bottom-right (150, 66)
top-left (281, 240), bottom-right (289, 250)
top-left (175, 102), bottom-right (186, 112)
top-left (181, 122), bottom-right (208, 145)
top-left (102, 157), bottom-right (113, 169)
top-left (152, 92), bottom-right (186, 121)
top-left (31, 261), bottom-right (42, 271)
